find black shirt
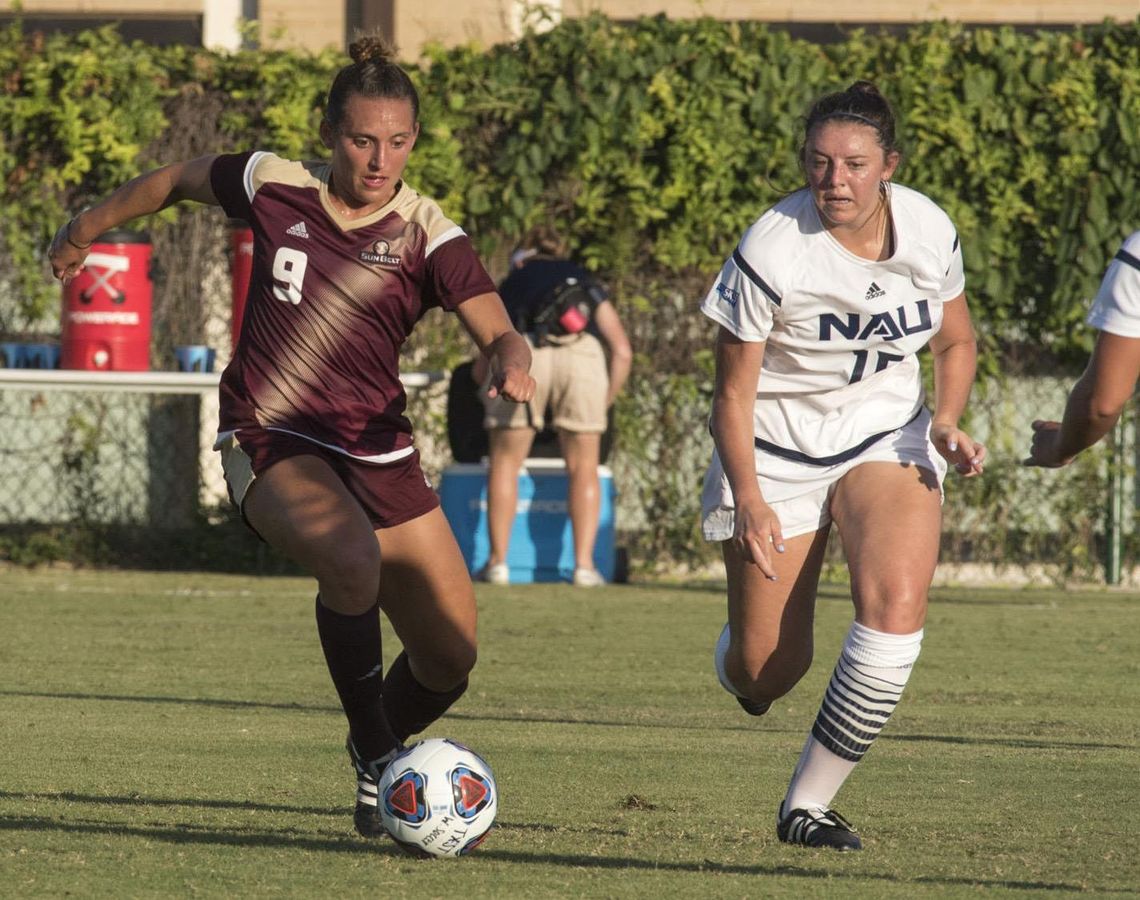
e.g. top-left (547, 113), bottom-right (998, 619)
top-left (498, 258), bottom-right (607, 341)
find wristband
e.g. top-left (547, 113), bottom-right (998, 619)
top-left (65, 219), bottom-right (93, 250)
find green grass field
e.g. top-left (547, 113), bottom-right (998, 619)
top-left (2, 569), bottom-right (1138, 898)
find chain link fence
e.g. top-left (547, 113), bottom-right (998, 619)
top-left (0, 366), bottom-right (1136, 584)
top-left (0, 373), bottom-right (263, 570)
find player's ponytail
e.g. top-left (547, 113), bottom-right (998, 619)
top-left (325, 32), bottom-right (419, 130)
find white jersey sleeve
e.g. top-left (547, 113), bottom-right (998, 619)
top-left (700, 225), bottom-right (785, 342)
top-left (1086, 231), bottom-right (1140, 338)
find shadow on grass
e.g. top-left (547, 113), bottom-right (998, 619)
top-left (0, 813), bottom-right (396, 855)
top-left (886, 732), bottom-right (1138, 751)
top-left (0, 688), bottom-right (334, 714)
top-left (475, 847), bottom-right (1117, 894)
top-left (3, 689), bottom-right (1133, 751)
top-left (0, 792), bottom-right (631, 839)
top-left (0, 789), bottom-right (341, 817)
top-left (0, 813), bottom-right (1122, 893)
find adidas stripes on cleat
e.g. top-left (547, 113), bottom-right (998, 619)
top-left (777, 805), bottom-right (863, 851)
top-left (346, 734), bottom-right (401, 839)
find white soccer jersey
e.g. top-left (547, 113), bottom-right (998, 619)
top-left (1086, 230), bottom-right (1140, 338)
top-left (701, 184), bottom-right (965, 464)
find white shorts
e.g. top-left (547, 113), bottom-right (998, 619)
top-left (700, 407), bottom-right (947, 542)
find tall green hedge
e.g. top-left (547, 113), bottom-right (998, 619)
top-left (2, 15), bottom-right (1138, 572)
top-left (5, 16), bottom-right (1140, 348)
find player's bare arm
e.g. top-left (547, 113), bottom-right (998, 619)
top-left (928, 293), bottom-right (985, 477)
top-left (456, 291), bottom-right (535, 403)
top-left (1026, 331), bottom-right (1140, 467)
top-left (593, 300), bottom-right (633, 407)
top-left (710, 327), bottom-right (784, 579)
top-left (49, 154), bottom-right (220, 284)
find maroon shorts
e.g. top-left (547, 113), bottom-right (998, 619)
top-left (218, 428), bottom-right (440, 530)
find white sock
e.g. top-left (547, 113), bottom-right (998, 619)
top-left (781, 621), bottom-right (922, 817)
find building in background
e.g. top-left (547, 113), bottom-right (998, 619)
top-left (3, 0), bottom-right (1135, 56)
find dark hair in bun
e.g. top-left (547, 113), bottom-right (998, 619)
top-left (325, 33), bottom-right (419, 129)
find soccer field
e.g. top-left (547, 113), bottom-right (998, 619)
top-left (1, 570), bottom-right (1137, 898)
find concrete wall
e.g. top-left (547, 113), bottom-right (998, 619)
top-left (11, 0), bottom-right (1137, 57)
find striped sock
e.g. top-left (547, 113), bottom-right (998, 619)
top-left (782, 621), bottom-right (922, 815)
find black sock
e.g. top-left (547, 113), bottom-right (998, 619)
top-left (314, 596), bottom-right (399, 762)
top-left (382, 651), bottom-right (469, 743)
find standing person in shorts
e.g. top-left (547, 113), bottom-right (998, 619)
top-left (1024, 229), bottom-right (1140, 467)
top-left (700, 81), bottom-right (985, 850)
top-left (475, 231), bottom-right (632, 586)
top-left (47, 34), bottom-right (535, 840)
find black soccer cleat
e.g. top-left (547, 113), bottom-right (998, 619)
top-left (346, 734), bottom-right (401, 839)
top-left (777, 805), bottom-right (863, 851)
top-left (736, 696), bottom-right (772, 717)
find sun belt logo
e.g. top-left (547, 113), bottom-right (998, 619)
top-left (286, 221), bottom-right (309, 239)
top-left (715, 282), bottom-right (741, 307)
top-left (360, 239), bottom-right (402, 267)
top-left (865, 281), bottom-right (886, 301)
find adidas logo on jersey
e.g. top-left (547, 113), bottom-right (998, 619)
top-left (286, 221), bottom-right (309, 239)
top-left (865, 282), bottom-right (886, 300)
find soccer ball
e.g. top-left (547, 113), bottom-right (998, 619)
top-left (377, 737), bottom-right (497, 858)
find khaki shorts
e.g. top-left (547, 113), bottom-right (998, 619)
top-left (701, 407), bottom-right (947, 541)
top-left (483, 333), bottom-right (609, 433)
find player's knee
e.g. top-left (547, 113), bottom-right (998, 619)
top-left (415, 640), bottom-right (477, 690)
top-left (315, 541), bottom-right (382, 613)
top-left (856, 585), bottom-right (928, 634)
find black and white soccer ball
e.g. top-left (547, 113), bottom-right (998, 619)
top-left (377, 737), bottom-right (497, 858)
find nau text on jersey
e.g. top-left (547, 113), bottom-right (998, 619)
top-left (819, 299), bottom-right (932, 341)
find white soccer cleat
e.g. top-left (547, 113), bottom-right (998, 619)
top-left (572, 567), bottom-right (605, 587)
top-left (479, 562), bottom-right (510, 585)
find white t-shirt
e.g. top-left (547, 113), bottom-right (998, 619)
top-left (1085, 230), bottom-right (1140, 338)
top-left (700, 184), bottom-right (965, 464)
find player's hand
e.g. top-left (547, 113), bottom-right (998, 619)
top-left (931, 422), bottom-right (986, 477)
top-left (47, 221), bottom-right (89, 284)
top-left (1023, 419), bottom-right (1071, 468)
top-left (731, 496), bottom-right (785, 581)
top-left (486, 364), bottom-right (535, 404)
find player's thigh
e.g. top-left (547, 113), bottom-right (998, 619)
top-left (375, 506), bottom-right (478, 685)
top-left (722, 526), bottom-right (829, 690)
top-left (487, 427), bottom-right (537, 469)
top-left (242, 454), bottom-right (381, 594)
top-left (557, 430), bottom-right (601, 474)
top-left (830, 461), bottom-right (942, 632)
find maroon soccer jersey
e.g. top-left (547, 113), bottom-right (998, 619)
top-left (210, 151), bottom-right (495, 459)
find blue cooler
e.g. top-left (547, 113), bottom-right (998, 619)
top-left (440, 459), bottom-right (616, 583)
